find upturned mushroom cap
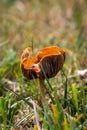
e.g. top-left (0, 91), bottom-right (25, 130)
top-left (21, 47), bottom-right (31, 61)
top-left (20, 46), bottom-right (65, 80)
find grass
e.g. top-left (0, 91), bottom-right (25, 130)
top-left (0, 0), bottom-right (87, 130)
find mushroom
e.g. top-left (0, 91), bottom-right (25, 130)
top-left (20, 46), bottom-right (66, 100)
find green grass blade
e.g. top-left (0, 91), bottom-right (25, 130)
top-left (71, 84), bottom-right (78, 112)
top-left (63, 116), bottom-right (69, 130)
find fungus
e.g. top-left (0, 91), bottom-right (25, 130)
top-left (20, 46), bottom-right (66, 100)
top-left (21, 46), bottom-right (65, 79)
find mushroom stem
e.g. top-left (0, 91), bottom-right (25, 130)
top-left (39, 77), bottom-right (46, 102)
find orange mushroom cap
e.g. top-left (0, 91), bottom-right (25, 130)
top-left (20, 46), bottom-right (65, 80)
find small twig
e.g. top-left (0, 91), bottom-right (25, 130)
top-left (31, 100), bottom-right (41, 130)
top-left (14, 113), bottom-right (34, 127)
top-left (67, 74), bottom-right (78, 79)
top-left (31, 36), bottom-right (34, 56)
top-left (64, 111), bottom-right (74, 121)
